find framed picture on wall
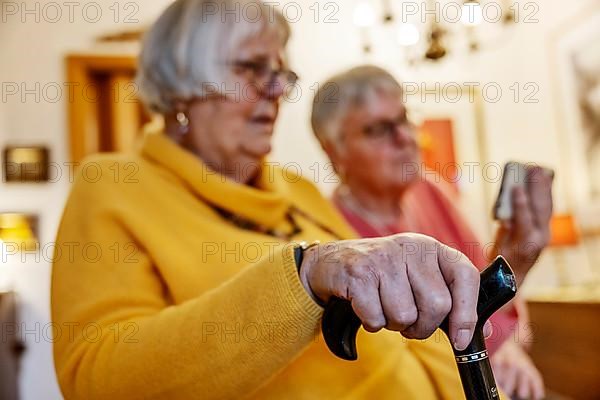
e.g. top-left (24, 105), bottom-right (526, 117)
top-left (2, 146), bottom-right (50, 183)
top-left (553, 4), bottom-right (600, 235)
top-left (417, 118), bottom-right (460, 194)
top-left (405, 86), bottom-right (492, 239)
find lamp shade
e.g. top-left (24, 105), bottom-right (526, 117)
top-left (549, 214), bottom-right (580, 247)
top-left (0, 213), bottom-right (38, 251)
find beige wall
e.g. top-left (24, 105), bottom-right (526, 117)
top-left (0, 1), bottom-right (598, 398)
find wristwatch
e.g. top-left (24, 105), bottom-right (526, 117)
top-left (293, 241), bottom-right (320, 273)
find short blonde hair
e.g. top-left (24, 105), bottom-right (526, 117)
top-left (311, 65), bottom-right (403, 148)
top-left (136, 0), bottom-right (291, 114)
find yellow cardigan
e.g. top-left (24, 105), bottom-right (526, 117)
top-left (52, 127), bottom-right (469, 399)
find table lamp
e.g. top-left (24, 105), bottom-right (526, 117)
top-left (0, 213), bottom-right (38, 252)
top-left (549, 214), bottom-right (581, 286)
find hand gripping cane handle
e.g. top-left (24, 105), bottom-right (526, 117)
top-left (321, 256), bottom-right (516, 400)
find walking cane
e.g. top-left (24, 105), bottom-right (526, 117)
top-left (321, 256), bottom-right (516, 400)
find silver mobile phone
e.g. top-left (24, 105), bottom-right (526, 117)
top-left (494, 162), bottom-right (526, 220)
top-left (493, 162), bottom-right (554, 220)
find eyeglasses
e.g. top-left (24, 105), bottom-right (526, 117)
top-left (228, 59), bottom-right (299, 94)
top-left (362, 116), bottom-right (416, 142)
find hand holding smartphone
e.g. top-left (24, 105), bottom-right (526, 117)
top-left (493, 162), bottom-right (554, 221)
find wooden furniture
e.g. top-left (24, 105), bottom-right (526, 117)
top-left (0, 292), bottom-right (22, 400)
top-left (527, 297), bottom-right (600, 399)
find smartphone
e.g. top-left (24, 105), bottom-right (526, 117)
top-left (494, 162), bottom-right (526, 220)
top-left (493, 162), bottom-right (554, 221)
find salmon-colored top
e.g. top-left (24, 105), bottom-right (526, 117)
top-left (334, 179), bottom-right (518, 355)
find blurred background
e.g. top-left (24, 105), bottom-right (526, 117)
top-left (0, 0), bottom-right (599, 398)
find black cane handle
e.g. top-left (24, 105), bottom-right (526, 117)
top-left (321, 256), bottom-right (516, 400)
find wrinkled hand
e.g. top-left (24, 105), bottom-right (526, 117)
top-left (299, 233), bottom-right (480, 351)
top-left (492, 340), bottom-right (545, 400)
top-left (494, 166), bottom-right (554, 284)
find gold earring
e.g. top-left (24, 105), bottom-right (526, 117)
top-left (176, 111), bottom-right (189, 135)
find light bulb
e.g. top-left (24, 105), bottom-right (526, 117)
top-left (397, 23), bottom-right (420, 46)
top-left (353, 1), bottom-right (376, 27)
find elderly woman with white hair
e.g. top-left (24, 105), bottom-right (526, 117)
top-left (311, 65), bottom-right (554, 400)
top-left (52, 2), bottom-right (492, 399)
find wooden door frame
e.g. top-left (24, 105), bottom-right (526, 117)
top-left (65, 54), bottom-right (137, 163)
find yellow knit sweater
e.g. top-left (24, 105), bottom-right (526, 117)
top-left (51, 126), bottom-right (471, 399)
